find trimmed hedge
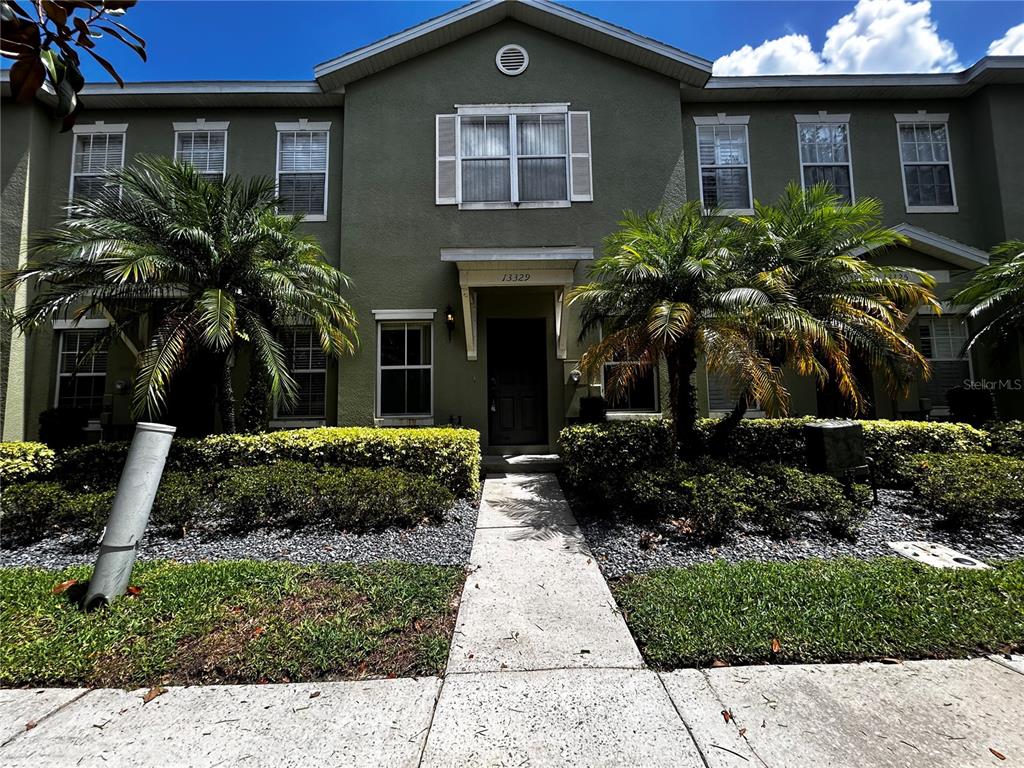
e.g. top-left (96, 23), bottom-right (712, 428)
top-left (1, 461), bottom-right (454, 546)
top-left (0, 442), bottom-right (56, 484)
top-left (560, 418), bottom-right (990, 492)
top-left (908, 452), bottom-right (1024, 529)
top-left (52, 427), bottom-right (481, 498)
top-left (989, 421), bottom-right (1024, 458)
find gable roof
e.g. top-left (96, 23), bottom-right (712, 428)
top-left (890, 224), bottom-right (989, 269)
top-left (313, 0), bottom-right (712, 91)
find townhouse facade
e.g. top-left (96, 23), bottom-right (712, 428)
top-left (2, 0), bottom-right (1023, 451)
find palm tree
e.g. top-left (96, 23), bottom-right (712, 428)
top-left (728, 183), bottom-right (938, 423)
top-left (4, 156), bottom-right (358, 432)
top-left (569, 202), bottom-right (804, 455)
top-left (952, 240), bottom-right (1024, 351)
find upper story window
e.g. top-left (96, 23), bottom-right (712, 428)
top-left (275, 120), bottom-right (330, 221)
top-left (174, 120), bottom-right (228, 180)
top-left (276, 327), bottom-right (327, 420)
top-left (70, 123), bottom-right (127, 200)
top-left (895, 113), bottom-right (957, 213)
top-left (796, 114), bottom-right (853, 203)
top-left (435, 105), bottom-right (592, 209)
top-left (694, 115), bottom-right (752, 214)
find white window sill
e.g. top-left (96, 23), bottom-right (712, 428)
top-left (606, 411), bottom-right (663, 421)
top-left (708, 410), bottom-right (767, 419)
top-left (270, 418), bottom-right (326, 429)
top-left (718, 208), bottom-right (755, 216)
top-left (458, 200), bottom-right (571, 211)
top-left (300, 214), bottom-right (328, 222)
top-left (374, 416), bottom-right (434, 427)
top-left (906, 206), bottom-right (958, 214)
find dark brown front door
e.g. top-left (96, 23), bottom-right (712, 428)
top-left (487, 319), bottom-right (547, 446)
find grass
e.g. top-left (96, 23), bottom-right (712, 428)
top-left (612, 557), bottom-right (1024, 669)
top-left (0, 560), bottom-right (465, 688)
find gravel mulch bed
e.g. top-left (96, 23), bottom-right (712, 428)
top-left (0, 499), bottom-right (479, 570)
top-left (576, 490), bottom-right (1024, 578)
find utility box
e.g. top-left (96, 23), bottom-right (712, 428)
top-left (804, 420), bottom-right (866, 476)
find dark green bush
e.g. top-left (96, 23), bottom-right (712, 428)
top-left (38, 407), bottom-right (91, 450)
top-left (57, 427), bottom-right (481, 497)
top-left (56, 489), bottom-right (116, 534)
top-left (748, 464), bottom-right (869, 539)
top-left (0, 442), bottom-right (56, 484)
top-left (988, 421), bottom-right (1024, 458)
top-left (1, 481), bottom-right (65, 544)
top-left (151, 471), bottom-right (215, 535)
top-left (560, 420), bottom-right (674, 498)
top-left (697, 417), bottom-right (812, 465)
top-left (909, 452), bottom-right (1024, 529)
top-left (862, 420), bottom-right (987, 487)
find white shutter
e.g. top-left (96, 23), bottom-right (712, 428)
top-left (569, 111), bottom-right (593, 202)
top-left (436, 114), bottom-right (458, 205)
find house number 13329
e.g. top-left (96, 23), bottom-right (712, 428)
top-left (501, 273), bottom-right (531, 282)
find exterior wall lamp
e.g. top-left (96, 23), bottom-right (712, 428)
top-left (445, 305), bottom-right (456, 341)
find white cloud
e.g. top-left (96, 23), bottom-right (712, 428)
top-left (988, 22), bottom-right (1024, 56)
top-left (713, 0), bottom-right (961, 76)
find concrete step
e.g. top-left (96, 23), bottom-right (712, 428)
top-left (481, 453), bottom-right (562, 474)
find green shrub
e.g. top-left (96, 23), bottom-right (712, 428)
top-left (1, 481), bottom-right (65, 544)
top-left (748, 464), bottom-right (869, 539)
top-left (560, 420), bottom-right (674, 498)
top-left (57, 427), bottom-right (481, 497)
top-left (909, 452), bottom-right (1024, 529)
top-left (216, 461), bottom-right (318, 531)
top-left (862, 420), bottom-right (987, 487)
top-left (56, 489), bottom-right (116, 534)
top-left (988, 421), bottom-right (1024, 458)
top-left (151, 471), bottom-right (215, 536)
top-left (697, 417), bottom-right (812, 465)
top-left (0, 442), bottom-right (56, 484)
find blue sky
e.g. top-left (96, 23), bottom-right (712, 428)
top-left (8, 1), bottom-right (1024, 82)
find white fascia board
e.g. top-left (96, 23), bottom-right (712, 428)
top-left (72, 121), bottom-right (128, 134)
top-left (795, 112), bottom-right (850, 123)
top-left (173, 119), bottom-right (230, 131)
top-left (693, 114), bottom-right (749, 125)
top-left (883, 224), bottom-right (989, 268)
top-left (372, 309), bottom-right (437, 321)
top-left (440, 247), bottom-right (594, 262)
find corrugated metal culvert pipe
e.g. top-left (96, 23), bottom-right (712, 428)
top-left (83, 422), bottom-right (176, 611)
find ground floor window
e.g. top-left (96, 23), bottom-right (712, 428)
top-left (603, 361), bottom-right (659, 412)
top-left (707, 373), bottom-right (762, 414)
top-left (378, 322), bottom-right (432, 417)
top-left (918, 316), bottom-right (971, 406)
top-left (277, 327), bottom-right (327, 419)
top-left (56, 329), bottom-right (108, 417)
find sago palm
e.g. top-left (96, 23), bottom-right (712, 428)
top-left (952, 240), bottom-right (1024, 350)
top-left (570, 202), bottom-right (808, 455)
top-left (4, 156), bottom-right (358, 431)
top-left (735, 183), bottom-right (938, 418)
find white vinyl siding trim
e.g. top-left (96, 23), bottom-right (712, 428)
top-left (174, 128), bottom-right (228, 180)
top-left (376, 321), bottom-right (433, 419)
top-left (795, 116), bottom-right (854, 203)
top-left (895, 113), bottom-right (958, 214)
top-left (694, 116), bottom-right (753, 214)
top-left (275, 120), bottom-right (330, 220)
top-left (69, 124), bottom-right (127, 201)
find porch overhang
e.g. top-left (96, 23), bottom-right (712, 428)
top-left (440, 247), bottom-right (594, 361)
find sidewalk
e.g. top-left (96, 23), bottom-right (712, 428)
top-left (2, 473), bottom-right (1022, 767)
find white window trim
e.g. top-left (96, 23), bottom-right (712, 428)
top-left (275, 119), bottom-right (331, 222)
top-left (376, 319), bottom-right (434, 421)
top-left (69, 123), bottom-right (127, 202)
top-left (453, 103), bottom-right (571, 210)
top-left (53, 329), bottom-right (108, 419)
top-left (795, 113), bottom-right (855, 203)
top-left (601, 360), bottom-right (660, 415)
top-left (173, 119), bottom-right (229, 180)
top-left (694, 115), bottom-right (754, 215)
top-left (372, 309), bottom-right (437, 321)
top-left (52, 318), bottom-right (110, 330)
top-left (894, 111), bottom-right (958, 214)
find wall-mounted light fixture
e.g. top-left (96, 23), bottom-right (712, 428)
top-left (445, 305), bottom-right (456, 341)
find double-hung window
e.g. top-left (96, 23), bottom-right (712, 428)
top-left (277, 327), bottom-right (327, 420)
top-left (695, 116), bottom-right (752, 213)
top-left (275, 120), bottom-right (330, 220)
top-left (796, 114), bottom-right (853, 203)
top-left (435, 105), bottom-right (592, 207)
top-left (70, 123), bottom-right (127, 200)
top-left (174, 121), bottom-right (228, 180)
top-left (895, 113), bottom-right (957, 212)
top-left (55, 329), bottom-right (108, 418)
top-left (377, 320), bottom-right (433, 418)
top-left (918, 315), bottom-right (970, 407)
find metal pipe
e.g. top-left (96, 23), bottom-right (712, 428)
top-left (83, 422), bottom-right (176, 611)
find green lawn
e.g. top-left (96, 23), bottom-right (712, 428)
top-left (612, 557), bottom-right (1024, 669)
top-left (0, 560), bottom-right (465, 688)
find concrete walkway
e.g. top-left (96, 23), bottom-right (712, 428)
top-left (2, 472), bottom-right (1023, 766)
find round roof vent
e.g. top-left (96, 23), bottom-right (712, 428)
top-left (496, 44), bottom-right (529, 76)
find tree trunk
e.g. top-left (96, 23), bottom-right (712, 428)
top-left (666, 340), bottom-right (700, 459)
top-left (710, 392), bottom-right (748, 457)
top-left (218, 349), bottom-right (237, 434)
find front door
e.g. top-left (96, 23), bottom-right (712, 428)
top-left (487, 319), bottom-right (547, 446)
